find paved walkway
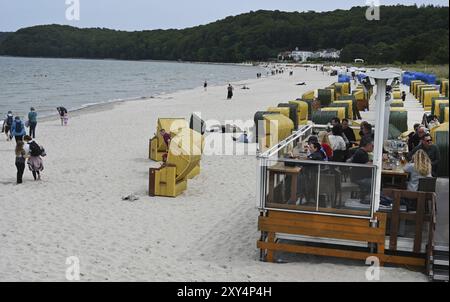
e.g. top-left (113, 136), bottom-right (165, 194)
top-left (360, 82), bottom-right (448, 247)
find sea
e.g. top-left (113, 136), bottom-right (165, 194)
top-left (0, 56), bottom-right (263, 122)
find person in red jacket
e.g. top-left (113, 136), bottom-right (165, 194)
top-left (318, 131), bottom-right (333, 159)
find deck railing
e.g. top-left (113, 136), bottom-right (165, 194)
top-left (257, 125), bottom-right (378, 219)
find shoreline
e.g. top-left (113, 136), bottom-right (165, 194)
top-left (19, 71), bottom-right (273, 125)
top-left (0, 56), bottom-right (267, 124)
top-left (0, 55), bottom-right (263, 68)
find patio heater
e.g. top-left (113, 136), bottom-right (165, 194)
top-left (366, 69), bottom-right (401, 212)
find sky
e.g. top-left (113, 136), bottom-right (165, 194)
top-left (0, 0), bottom-right (448, 32)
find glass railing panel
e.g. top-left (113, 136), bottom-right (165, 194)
top-left (316, 162), bottom-right (375, 217)
top-left (261, 158), bottom-right (376, 218)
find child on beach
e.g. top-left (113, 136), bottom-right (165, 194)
top-left (2, 111), bottom-right (14, 141)
top-left (57, 107), bottom-right (68, 126)
top-left (15, 141), bottom-right (27, 184)
top-left (23, 135), bottom-right (44, 181)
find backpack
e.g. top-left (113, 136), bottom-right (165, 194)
top-left (15, 121), bottom-right (23, 133)
top-left (29, 141), bottom-right (41, 156)
top-left (6, 115), bottom-right (13, 126)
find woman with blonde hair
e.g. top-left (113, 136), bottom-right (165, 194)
top-left (318, 131), bottom-right (333, 159)
top-left (404, 149), bottom-right (432, 191)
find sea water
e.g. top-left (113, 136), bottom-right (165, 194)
top-left (0, 56), bottom-right (262, 122)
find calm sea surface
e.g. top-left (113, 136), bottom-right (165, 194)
top-left (0, 56), bottom-right (262, 121)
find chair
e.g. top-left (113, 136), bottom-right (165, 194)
top-left (149, 118), bottom-right (188, 161)
top-left (149, 129), bottom-right (202, 197)
top-left (331, 150), bottom-right (346, 162)
top-left (418, 177), bottom-right (437, 193)
top-left (319, 171), bottom-right (336, 208)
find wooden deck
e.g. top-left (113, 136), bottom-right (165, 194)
top-left (258, 190), bottom-right (436, 270)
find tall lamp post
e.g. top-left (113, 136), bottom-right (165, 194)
top-left (367, 69), bottom-right (401, 212)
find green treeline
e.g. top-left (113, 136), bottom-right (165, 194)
top-left (0, 32), bottom-right (11, 44)
top-left (0, 5), bottom-right (448, 64)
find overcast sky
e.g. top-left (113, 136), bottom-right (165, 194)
top-left (0, 0), bottom-right (448, 32)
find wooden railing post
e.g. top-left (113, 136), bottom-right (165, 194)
top-left (389, 190), bottom-right (401, 250)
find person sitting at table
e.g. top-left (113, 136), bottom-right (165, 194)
top-left (404, 149), bottom-right (432, 191)
top-left (408, 133), bottom-right (440, 177)
top-left (407, 123), bottom-right (421, 151)
top-left (342, 118), bottom-right (357, 147)
top-left (307, 142), bottom-right (327, 161)
top-left (295, 140), bottom-right (324, 205)
top-left (427, 115), bottom-right (440, 129)
top-left (330, 117), bottom-right (340, 127)
top-left (350, 136), bottom-right (374, 204)
top-left (304, 135), bottom-right (318, 156)
top-left (318, 131), bottom-right (333, 159)
top-left (408, 125), bottom-right (427, 150)
top-left (328, 125), bottom-right (347, 152)
top-left (359, 121), bottom-right (374, 140)
top-left (329, 117), bottom-right (350, 146)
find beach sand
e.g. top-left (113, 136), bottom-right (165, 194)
top-left (0, 68), bottom-right (427, 281)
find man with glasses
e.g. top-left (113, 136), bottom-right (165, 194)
top-left (408, 134), bottom-right (440, 177)
top-left (409, 125), bottom-right (427, 150)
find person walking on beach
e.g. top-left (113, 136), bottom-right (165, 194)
top-left (2, 111), bottom-right (14, 141)
top-left (23, 135), bottom-right (44, 181)
top-left (57, 107), bottom-right (68, 126)
top-left (11, 116), bottom-right (26, 143)
top-left (27, 107), bottom-right (38, 138)
top-left (15, 141), bottom-right (27, 184)
top-left (204, 81), bottom-right (208, 91)
top-left (227, 84), bottom-right (234, 100)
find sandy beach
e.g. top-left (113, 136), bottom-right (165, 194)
top-left (0, 67), bottom-right (427, 281)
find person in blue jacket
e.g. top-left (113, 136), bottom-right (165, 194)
top-left (28, 107), bottom-right (38, 138)
top-left (11, 116), bottom-right (26, 143)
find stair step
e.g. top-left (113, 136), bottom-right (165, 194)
top-left (433, 274), bottom-right (449, 282)
top-left (433, 256), bottom-right (449, 267)
top-left (434, 245), bottom-right (449, 253)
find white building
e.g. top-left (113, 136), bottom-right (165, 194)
top-left (278, 48), bottom-right (341, 62)
top-left (318, 49), bottom-right (341, 59)
top-left (291, 50), bottom-right (314, 62)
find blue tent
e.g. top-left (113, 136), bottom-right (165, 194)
top-left (403, 71), bottom-right (436, 85)
top-left (338, 74), bottom-right (351, 83)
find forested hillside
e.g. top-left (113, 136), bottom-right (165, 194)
top-left (0, 5), bottom-right (448, 64)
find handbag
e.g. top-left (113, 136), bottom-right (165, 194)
top-left (40, 146), bottom-right (47, 157)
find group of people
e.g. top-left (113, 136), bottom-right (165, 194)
top-left (406, 122), bottom-right (440, 177)
top-left (1, 106), bottom-right (69, 184)
top-left (289, 113), bottom-right (441, 204)
top-left (15, 135), bottom-right (45, 183)
top-left (299, 117), bottom-right (371, 163)
top-left (2, 107), bottom-right (38, 142)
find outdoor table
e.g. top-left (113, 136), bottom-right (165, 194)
top-left (381, 164), bottom-right (408, 189)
